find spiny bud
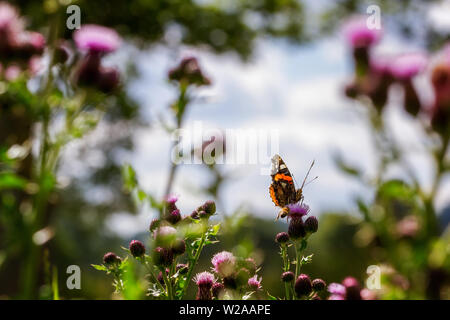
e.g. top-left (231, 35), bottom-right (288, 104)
top-left (295, 274), bottom-right (312, 297)
top-left (152, 247), bottom-right (174, 267)
top-left (198, 210), bottom-right (209, 219)
top-left (312, 278), bottom-right (326, 291)
top-left (304, 216), bottom-right (319, 234)
top-left (103, 252), bottom-right (121, 265)
top-left (202, 200), bottom-right (216, 215)
top-left (129, 240), bottom-right (145, 258)
top-left (166, 209), bottom-right (181, 225)
top-left (282, 271), bottom-right (295, 282)
top-left (275, 232), bottom-right (290, 244)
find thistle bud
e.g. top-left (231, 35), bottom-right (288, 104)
top-left (275, 232), bottom-right (290, 244)
top-left (103, 252), bottom-right (121, 265)
top-left (282, 271), bottom-right (295, 282)
top-left (295, 274), bottom-right (312, 297)
top-left (304, 216), bottom-right (319, 234)
top-left (152, 247), bottom-right (174, 267)
top-left (202, 200), bottom-right (216, 215)
top-left (166, 209), bottom-right (181, 225)
top-left (129, 240), bottom-right (145, 258)
top-left (288, 217), bottom-right (306, 240)
top-left (312, 278), bottom-right (326, 291)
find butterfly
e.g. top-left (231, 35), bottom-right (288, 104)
top-left (269, 154), bottom-right (315, 220)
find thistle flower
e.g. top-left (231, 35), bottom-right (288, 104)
top-left (328, 282), bottom-right (346, 297)
top-left (74, 24), bottom-right (121, 54)
top-left (294, 274), bottom-right (312, 297)
top-left (389, 53), bottom-right (427, 81)
top-left (103, 252), bottom-right (121, 265)
top-left (275, 232), bottom-right (290, 244)
top-left (194, 271), bottom-right (215, 300)
top-left (129, 240), bottom-right (145, 258)
top-left (248, 275), bottom-right (262, 291)
top-left (157, 269), bottom-right (169, 285)
top-left (286, 203), bottom-right (309, 219)
top-left (312, 278), bottom-right (326, 291)
top-left (165, 194), bottom-right (179, 214)
top-left (211, 251), bottom-right (236, 277)
top-left (342, 16), bottom-right (382, 48)
top-left (342, 276), bottom-right (362, 300)
top-left (168, 56), bottom-right (211, 86)
top-left (281, 271), bottom-right (295, 282)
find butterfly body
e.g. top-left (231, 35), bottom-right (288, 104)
top-left (269, 154), bottom-right (313, 219)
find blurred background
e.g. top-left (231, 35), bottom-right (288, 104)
top-left (1, 0), bottom-right (449, 299)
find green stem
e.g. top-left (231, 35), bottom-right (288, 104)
top-left (162, 268), bottom-right (173, 300)
top-left (181, 230), bottom-right (206, 299)
top-left (280, 246), bottom-right (290, 300)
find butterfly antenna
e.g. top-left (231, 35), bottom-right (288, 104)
top-left (300, 160), bottom-right (315, 189)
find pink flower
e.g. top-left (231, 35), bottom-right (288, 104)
top-left (4, 64), bottom-right (21, 81)
top-left (329, 294), bottom-right (345, 300)
top-left (74, 24), bottom-right (121, 54)
top-left (0, 2), bottom-right (22, 32)
top-left (286, 203), bottom-right (309, 219)
top-left (343, 16), bottom-right (382, 48)
top-left (211, 251), bottom-right (236, 277)
top-left (389, 53), bottom-right (428, 81)
top-left (248, 275), bottom-right (262, 290)
top-left (194, 271), bottom-right (215, 287)
top-left (328, 282), bottom-right (346, 296)
top-left (166, 194), bottom-right (178, 204)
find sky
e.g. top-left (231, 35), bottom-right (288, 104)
top-left (61, 1), bottom-right (450, 236)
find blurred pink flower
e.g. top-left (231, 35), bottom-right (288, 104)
top-left (4, 64), bottom-right (20, 80)
top-left (342, 17), bottom-right (382, 48)
top-left (211, 251), bottom-right (236, 277)
top-left (74, 24), bottom-right (121, 53)
top-left (389, 53), bottom-right (428, 81)
top-left (194, 271), bottom-right (215, 287)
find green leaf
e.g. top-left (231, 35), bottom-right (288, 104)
top-left (91, 264), bottom-right (107, 271)
top-left (122, 163), bottom-right (138, 192)
top-left (0, 172), bottom-right (27, 190)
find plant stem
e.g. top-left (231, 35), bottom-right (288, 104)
top-left (162, 269), bottom-right (173, 300)
top-left (181, 230), bottom-right (206, 299)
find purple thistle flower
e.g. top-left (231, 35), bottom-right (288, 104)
top-left (248, 275), bottom-right (262, 291)
top-left (286, 203), bottom-right (309, 219)
top-left (342, 276), bottom-right (362, 300)
top-left (389, 53), bottom-right (428, 81)
top-left (194, 271), bottom-right (215, 300)
top-left (166, 209), bottom-right (181, 225)
top-left (74, 24), bottom-right (121, 54)
top-left (342, 16), bottom-right (382, 48)
top-left (211, 251), bottom-right (236, 277)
